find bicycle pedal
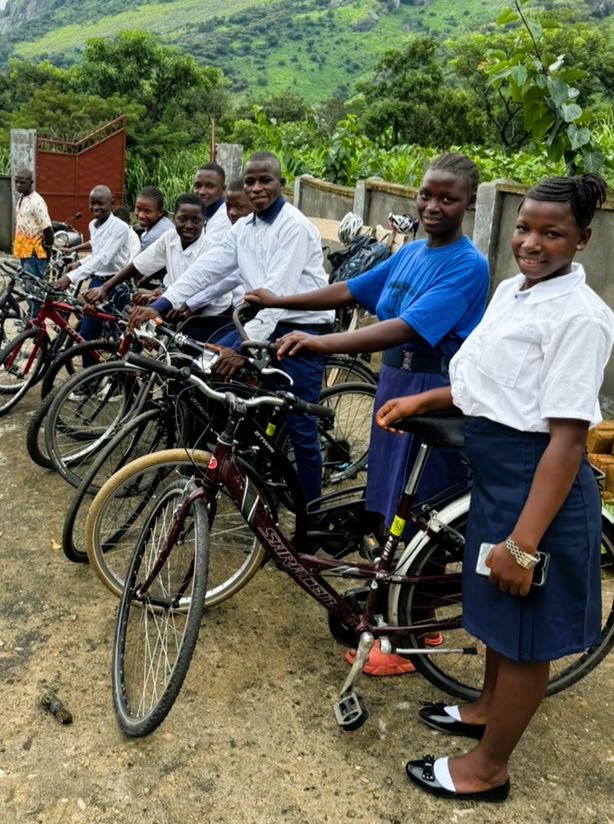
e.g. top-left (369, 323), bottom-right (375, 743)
top-left (333, 691), bottom-right (369, 731)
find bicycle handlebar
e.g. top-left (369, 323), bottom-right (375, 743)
top-left (124, 351), bottom-right (334, 420)
top-left (239, 339), bottom-right (279, 357)
top-left (232, 302), bottom-right (260, 341)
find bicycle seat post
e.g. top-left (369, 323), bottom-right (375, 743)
top-left (404, 441), bottom-right (430, 498)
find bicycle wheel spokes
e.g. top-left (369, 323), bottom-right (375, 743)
top-left (62, 409), bottom-right (173, 563)
top-left (112, 484), bottom-right (208, 737)
top-left (319, 382), bottom-right (375, 487)
top-left (397, 516), bottom-right (486, 701)
top-left (46, 364), bottom-right (143, 482)
top-left (0, 329), bottom-right (46, 413)
top-left (205, 485), bottom-right (266, 607)
top-left (87, 451), bottom-right (267, 608)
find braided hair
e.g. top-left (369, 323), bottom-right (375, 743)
top-left (137, 185), bottom-right (165, 212)
top-left (429, 153), bottom-right (480, 199)
top-left (525, 174), bottom-right (608, 229)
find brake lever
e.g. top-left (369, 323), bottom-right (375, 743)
top-left (260, 366), bottom-right (294, 385)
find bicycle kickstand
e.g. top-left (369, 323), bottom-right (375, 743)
top-left (333, 631), bottom-right (373, 732)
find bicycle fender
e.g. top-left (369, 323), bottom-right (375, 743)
top-left (387, 492), bottom-right (470, 627)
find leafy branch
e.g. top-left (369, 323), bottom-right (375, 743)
top-left (481, 0), bottom-right (604, 174)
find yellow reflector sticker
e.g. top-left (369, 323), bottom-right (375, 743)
top-left (390, 516), bottom-right (405, 537)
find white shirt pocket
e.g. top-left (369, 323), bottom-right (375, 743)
top-left (476, 324), bottom-right (542, 388)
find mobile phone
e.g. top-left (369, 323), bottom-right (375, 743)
top-left (475, 542), bottom-right (550, 587)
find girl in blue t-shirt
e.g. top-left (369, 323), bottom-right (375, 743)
top-left (245, 153), bottom-right (489, 673)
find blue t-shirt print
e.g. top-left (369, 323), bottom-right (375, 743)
top-left (348, 236), bottom-right (489, 349)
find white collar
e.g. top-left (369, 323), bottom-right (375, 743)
top-left (513, 262), bottom-right (586, 304)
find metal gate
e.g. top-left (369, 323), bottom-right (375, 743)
top-left (36, 116), bottom-right (126, 241)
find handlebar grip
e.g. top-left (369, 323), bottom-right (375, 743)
top-left (292, 397), bottom-right (335, 420)
top-left (239, 340), bottom-right (278, 356)
top-left (125, 352), bottom-right (191, 382)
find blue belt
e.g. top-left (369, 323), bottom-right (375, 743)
top-left (382, 348), bottom-right (450, 375)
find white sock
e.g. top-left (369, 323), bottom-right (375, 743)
top-left (444, 704), bottom-right (461, 720)
top-left (433, 757), bottom-right (456, 792)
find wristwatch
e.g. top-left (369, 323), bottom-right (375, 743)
top-left (505, 537), bottom-right (538, 569)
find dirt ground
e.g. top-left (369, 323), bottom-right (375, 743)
top-left (1, 393), bottom-right (614, 824)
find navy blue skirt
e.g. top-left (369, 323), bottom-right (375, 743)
top-left (462, 416), bottom-right (602, 662)
top-left (366, 364), bottom-right (468, 527)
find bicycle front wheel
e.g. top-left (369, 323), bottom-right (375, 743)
top-left (62, 408), bottom-right (174, 563)
top-left (86, 449), bottom-right (267, 606)
top-left (112, 481), bottom-right (209, 737)
top-left (0, 328), bottom-right (47, 414)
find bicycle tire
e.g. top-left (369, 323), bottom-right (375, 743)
top-left (86, 449), bottom-right (267, 606)
top-left (62, 408), bottom-right (174, 563)
top-left (0, 328), bottom-right (48, 414)
top-left (45, 359), bottom-right (150, 486)
top-left (26, 387), bottom-right (57, 468)
top-left (26, 341), bottom-right (120, 470)
top-left (395, 509), bottom-right (614, 701)
top-left (319, 382), bottom-right (375, 487)
top-left (40, 338), bottom-right (118, 397)
top-left (322, 354), bottom-right (377, 388)
top-left (0, 288), bottom-right (27, 348)
top-left (112, 480), bottom-right (209, 737)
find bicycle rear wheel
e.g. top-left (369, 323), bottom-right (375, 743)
top-left (112, 481), bottom-right (209, 737)
top-left (394, 511), bottom-right (614, 700)
top-left (319, 382), bottom-right (375, 487)
top-left (322, 354), bottom-right (377, 388)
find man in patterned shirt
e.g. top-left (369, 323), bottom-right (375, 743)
top-left (13, 168), bottom-right (54, 278)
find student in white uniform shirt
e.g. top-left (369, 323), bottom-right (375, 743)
top-left (53, 185), bottom-right (132, 358)
top-left (193, 162), bottom-right (231, 245)
top-left (128, 152), bottom-right (334, 507)
top-left (377, 174), bottom-right (614, 803)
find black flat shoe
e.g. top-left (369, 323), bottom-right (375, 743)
top-left (419, 702), bottom-right (486, 740)
top-left (405, 755), bottom-right (510, 802)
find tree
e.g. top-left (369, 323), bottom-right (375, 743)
top-left (75, 31), bottom-right (229, 155)
top-left (356, 37), bottom-right (486, 147)
top-left (481, 1), bottom-right (604, 172)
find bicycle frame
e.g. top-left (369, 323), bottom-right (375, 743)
top-left (3, 298), bottom-right (119, 379)
top-left (150, 406), bottom-right (467, 641)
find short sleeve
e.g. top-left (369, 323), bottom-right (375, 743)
top-left (132, 233), bottom-right (168, 277)
top-left (346, 256), bottom-right (394, 314)
top-left (539, 315), bottom-right (613, 423)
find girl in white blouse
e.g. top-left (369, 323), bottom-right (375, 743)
top-left (377, 174), bottom-right (614, 802)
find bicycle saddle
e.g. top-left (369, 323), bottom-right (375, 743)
top-left (392, 410), bottom-right (465, 449)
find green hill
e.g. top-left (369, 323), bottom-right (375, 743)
top-left (2, 0), bottom-right (612, 103)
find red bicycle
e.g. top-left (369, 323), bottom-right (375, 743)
top-left (0, 271), bottom-right (124, 416)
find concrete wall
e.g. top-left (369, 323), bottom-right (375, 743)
top-left (0, 175), bottom-right (12, 252)
top-left (293, 175), bottom-right (354, 220)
